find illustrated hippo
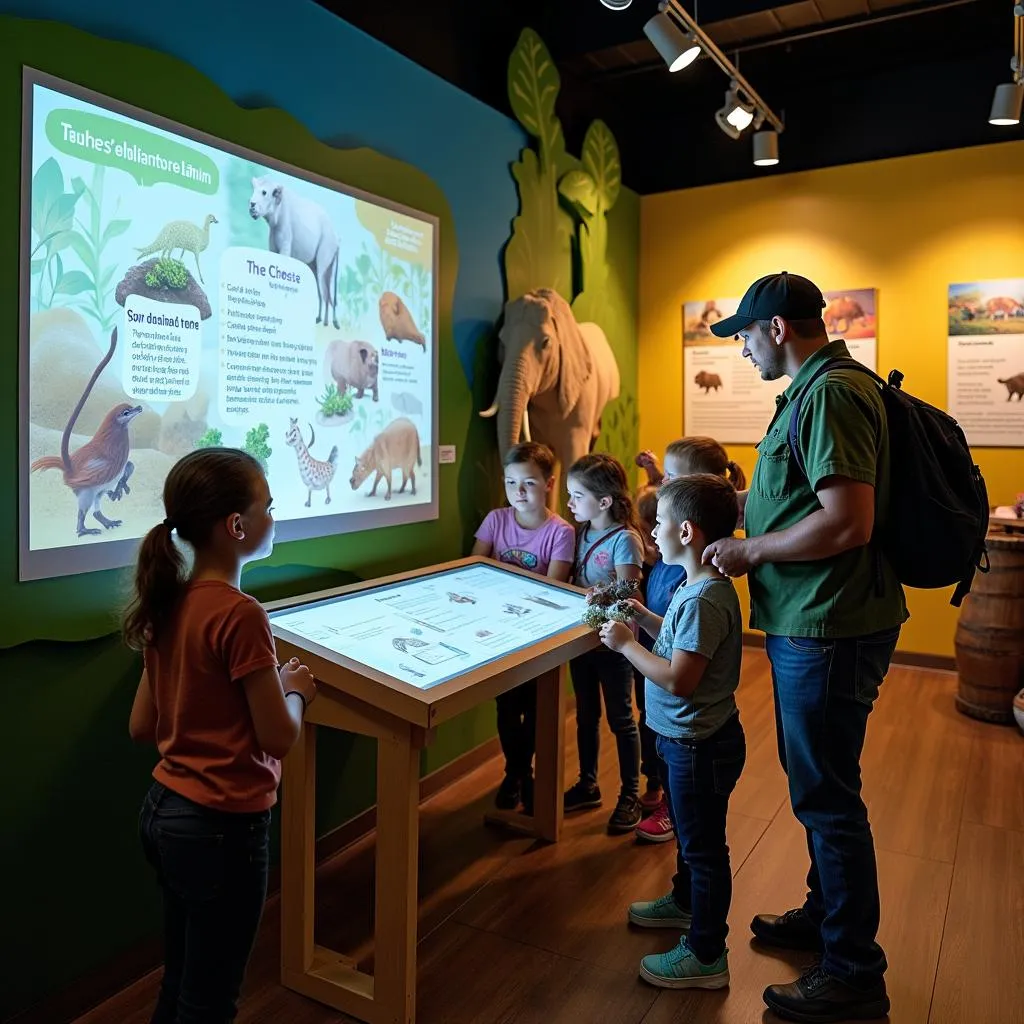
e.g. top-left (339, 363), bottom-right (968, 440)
top-left (694, 370), bottom-right (723, 393)
top-left (350, 417), bottom-right (422, 500)
top-left (324, 339), bottom-right (379, 402)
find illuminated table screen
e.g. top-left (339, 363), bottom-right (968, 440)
top-left (269, 563), bottom-right (586, 689)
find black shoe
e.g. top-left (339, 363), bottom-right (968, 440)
top-left (495, 775), bottom-right (520, 810)
top-left (751, 908), bottom-right (823, 952)
top-left (764, 964), bottom-right (890, 1023)
top-left (607, 793), bottom-right (642, 834)
top-left (564, 781), bottom-right (602, 813)
top-left (520, 775), bottom-right (534, 816)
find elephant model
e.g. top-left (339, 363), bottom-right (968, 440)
top-left (480, 289), bottom-right (620, 508)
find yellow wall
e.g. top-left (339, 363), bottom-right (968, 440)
top-left (639, 140), bottom-right (1024, 658)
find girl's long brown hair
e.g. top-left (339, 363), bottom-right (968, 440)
top-left (123, 448), bottom-right (264, 650)
top-left (567, 453), bottom-right (644, 538)
top-left (666, 436), bottom-right (747, 490)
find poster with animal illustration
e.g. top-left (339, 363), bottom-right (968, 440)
top-left (682, 290), bottom-right (877, 444)
top-left (948, 280), bottom-right (1024, 447)
top-left (20, 70), bottom-right (438, 581)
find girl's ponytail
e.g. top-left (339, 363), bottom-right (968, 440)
top-left (123, 522), bottom-right (187, 650)
top-left (725, 459), bottom-right (747, 491)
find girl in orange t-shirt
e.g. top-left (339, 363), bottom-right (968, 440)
top-left (125, 448), bottom-right (317, 1024)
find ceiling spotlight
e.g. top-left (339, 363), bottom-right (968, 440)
top-left (753, 130), bottom-right (779, 166)
top-left (644, 12), bottom-right (701, 72)
top-left (989, 81), bottom-right (1023, 125)
top-left (715, 83), bottom-right (756, 139)
top-left (600, 0), bottom-right (633, 8)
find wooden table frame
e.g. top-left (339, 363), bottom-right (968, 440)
top-left (267, 557), bottom-right (599, 1024)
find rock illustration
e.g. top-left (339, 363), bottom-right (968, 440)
top-left (115, 259), bottom-right (212, 319)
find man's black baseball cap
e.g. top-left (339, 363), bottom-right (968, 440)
top-left (709, 272), bottom-right (826, 338)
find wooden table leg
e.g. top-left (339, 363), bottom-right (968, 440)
top-left (532, 665), bottom-right (566, 842)
top-left (281, 720), bottom-right (316, 979)
top-left (374, 722), bottom-right (421, 1024)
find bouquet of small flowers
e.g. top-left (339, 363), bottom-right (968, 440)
top-left (581, 578), bottom-right (640, 629)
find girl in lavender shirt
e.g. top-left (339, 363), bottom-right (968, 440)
top-left (472, 442), bottom-right (576, 813)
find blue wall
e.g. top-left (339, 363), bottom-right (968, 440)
top-left (0, 0), bottom-right (525, 383)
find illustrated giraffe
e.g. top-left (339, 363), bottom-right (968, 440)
top-left (284, 418), bottom-right (338, 507)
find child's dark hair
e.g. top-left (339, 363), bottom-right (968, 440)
top-left (123, 448), bottom-right (265, 650)
top-left (636, 485), bottom-right (659, 529)
top-left (568, 453), bottom-right (643, 537)
top-left (658, 474), bottom-right (739, 544)
top-left (666, 436), bottom-right (747, 490)
top-left (504, 442), bottom-right (556, 480)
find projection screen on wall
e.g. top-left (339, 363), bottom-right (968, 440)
top-left (20, 69), bottom-right (439, 582)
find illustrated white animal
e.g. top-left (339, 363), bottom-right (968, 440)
top-left (249, 176), bottom-right (340, 329)
top-left (284, 418), bottom-right (338, 506)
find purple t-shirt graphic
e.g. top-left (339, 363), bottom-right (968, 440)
top-left (475, 507), bottom-right (576, 576)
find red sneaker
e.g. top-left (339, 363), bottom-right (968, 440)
top-left (635, 800), bottom-right (675, 843)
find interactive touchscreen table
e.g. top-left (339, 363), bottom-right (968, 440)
top-left (266, 557), bottom-right (599, 1024)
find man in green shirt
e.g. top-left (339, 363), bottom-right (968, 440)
top-left (703, 272), bottom-right (908, 1024)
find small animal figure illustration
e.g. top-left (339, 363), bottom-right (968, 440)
top-left (31, 328), bottom-right (141, 537)
top-left (399, 662), bottom-right (426, 679)
top-left (391, 391), bottom-right (424, 417)
top-left (393, 637), bottom-right (429, 654)
top-left (997, 372), bottom-right (1024, 400)
top-left (249, 176), bottom-right (340, 329)
top-left (694, 370), bottom-right (723, 393)
top-left (503, 604), bottom-right (530, 617)
top-left (447, 592), bottom-right (476, 604)
top-left (379, 292), bottom-right (427, 350)
top-left (350, 417), bottom-right (422, 501)
top-left (324, 339), bottom-right (379, 402)
top-left (524, 594), bottom-right (569, 610)
top-left (135, 215), bottom-right (218, 283)
top-left (823, 296), bottom-right (867, 334)
top-left (285, 418), bottom-right (338, 506)
top-left (986, 296), bottom-right (1024, 320)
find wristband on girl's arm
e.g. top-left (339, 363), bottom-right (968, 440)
top-left (285, 689), bottom-right (308, 712)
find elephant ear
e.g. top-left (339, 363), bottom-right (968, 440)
top-left (552, 297), bottom-right (593, 413)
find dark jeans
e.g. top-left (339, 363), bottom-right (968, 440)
top-left (139, 782), bottom-right (271, 1024)
top-left (764, 626), bottom-right (900, 988)
top-left (571, 647), bottom-right (640, 797)
top-left (496, 679), bottom-right (537, 780)
top-left (658, 713), bottom-right (746, 964)
top-left (632, 666), bottom-right (662, 791)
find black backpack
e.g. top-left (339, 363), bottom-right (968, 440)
top-left (787, 358), bottom-right (989, 607)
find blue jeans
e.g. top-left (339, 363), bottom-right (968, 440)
top-left (139, 782), bottom-right (271, 1023)
top-left (764, 626), bottom-right (900, 987)
top-left (571, 647), bottom-right (640, 797)
top-left (658, 714), bottom-right (745, 964)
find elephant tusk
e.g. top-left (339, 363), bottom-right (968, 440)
top-left (479, 402), bottom-right (499, 418)
top-left (522, 407), bottom-right (532, 443)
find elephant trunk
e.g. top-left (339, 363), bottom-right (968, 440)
top-left (495, 364), bottom-right (531, 460)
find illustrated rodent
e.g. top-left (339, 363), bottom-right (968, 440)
top-left (31, 328), bottom-right (142, 537)
top-left (379, 292), bottom-right (427, 350)
top-left (135, 215), bottom-right (218, 284)
top-left (350, 417), bottom-right (422, 501)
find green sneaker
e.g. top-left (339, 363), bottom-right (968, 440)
top-left (639, 937), bottom-right (729, 990)
top-left (628, 892), bottom-right (693, 929)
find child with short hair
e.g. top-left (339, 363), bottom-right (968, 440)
top-left (125, 448), bottom-right (317, 1023)
top-left (565, 453), bottom-right (646, 834)
top-left (600, 474), bottom-right (745, 990)
top-left (472, 442), bottom-right (575, 813)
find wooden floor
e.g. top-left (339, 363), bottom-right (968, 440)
top-left (76, 651), bottom-right (1024, 1024)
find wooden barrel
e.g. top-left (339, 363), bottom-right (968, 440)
top-left (955, 531), bottom-right (1024, 724)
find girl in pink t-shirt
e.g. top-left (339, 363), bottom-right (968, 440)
top-left (472, 442), bottom-right (576, 812)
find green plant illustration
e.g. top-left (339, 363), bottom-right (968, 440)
top-left (372, 408), bottom-right (386, 432)
top-left (338, 264), bottom-right (370, 329)
top-left (560, 120), bottom-right (621, 324)
top-left (356, 242), bottom-right (407, 303)
top-left (403, 263), bottom-right (432, 332)
top-left (29, 157), bottom-right (87, 311)
top-left (195, 427), bottom-right (223, 448)
top-left (145, 256), bottom-right (189, 290)
top-left (316, 383), bottom-right (353, 418)
top-left (68, 165), bottom-right (130, 332)
top-left (243, 423), bottom-right (272, 470)
top-left (348, 403), bottom-right (369, 445)
top-left (504, 28), bottom-right (574, 301)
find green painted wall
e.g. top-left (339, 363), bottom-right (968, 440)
top-left (0, 14), bottom-right (638, 1020)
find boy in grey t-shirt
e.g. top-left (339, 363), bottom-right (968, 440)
top-left (600, 474), bottom-right (745, 992)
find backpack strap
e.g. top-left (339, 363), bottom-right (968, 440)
top-left (785, 356), bottom-right (887, 597)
